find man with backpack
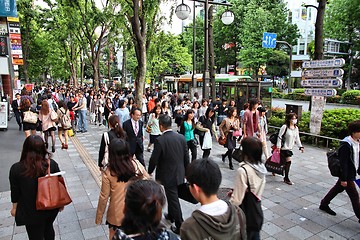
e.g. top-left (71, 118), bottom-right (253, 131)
top-left (320, 120), bottom-right (360, 223)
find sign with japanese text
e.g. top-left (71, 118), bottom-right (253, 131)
top-left (302, 68), bottom-right (344, 78)
top-left (302, 58), bottom-right (345, 69)
top-left (0, 0), bottom-right (18, 17)
top-left (301, 79), bottom-right (342, 88)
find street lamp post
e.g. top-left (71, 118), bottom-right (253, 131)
top-left (176, 0), bottom-right (234, 100)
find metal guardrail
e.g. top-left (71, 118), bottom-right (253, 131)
top-left (269, 125), bottom-right (341, 148)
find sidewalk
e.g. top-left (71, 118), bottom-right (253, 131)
top-left (1, 122), bottom-right (359, 239)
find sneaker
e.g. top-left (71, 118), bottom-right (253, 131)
top-left (319, 204), bottom-right (336, 216)
top-left (82, 130), bottom-right (88, 133)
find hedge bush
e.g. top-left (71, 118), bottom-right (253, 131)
top-left (268, 108), bottom-right (360, 146)
top-left (340, 90), bottom-right (360, 104)
top-left (274, 89), bottom-right (360, 105)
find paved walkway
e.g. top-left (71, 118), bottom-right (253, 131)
top-left (1, 122), bottom-right (360, 240)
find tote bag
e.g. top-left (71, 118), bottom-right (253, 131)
top-left (202, 131), bottom-right (212, 150)
top-left (36, 160), bottom-right (72, 210)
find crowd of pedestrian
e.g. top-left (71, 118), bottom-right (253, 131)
top-left (8, 83), bottom-right (360, 240)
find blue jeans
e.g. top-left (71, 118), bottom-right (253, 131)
top-left (77, 110), bottom-right (88, 131)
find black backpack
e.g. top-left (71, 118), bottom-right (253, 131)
top-left (269, 126), bottom-right (287, 145)
top-left (327, 150), bottom-right (341, 177)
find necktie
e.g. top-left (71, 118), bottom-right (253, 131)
top-left (135, 121), bottom-right (138, 135)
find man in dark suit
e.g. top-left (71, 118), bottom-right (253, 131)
top-left (123, 107), bottom-right (145, 166)
top-left (11, 93), bottom-right (22, 131)
top-left (148, 114), bottom-right (190, 234)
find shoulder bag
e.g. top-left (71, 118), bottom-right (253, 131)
top-left (36, 160), bottom-right (72, 210)
top-left (50, 109), bottom-right (58, 121)
top-left (101, 132), bottom-right (110, 170)
top-left (240, 166), bottom-right (264, 232)
top-left (23, 111), bottom-right (38, 124)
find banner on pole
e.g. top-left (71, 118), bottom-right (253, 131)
top-left (0, 0), bottom-right (18, 17)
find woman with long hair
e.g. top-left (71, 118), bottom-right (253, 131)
top-left (230, 137), bottom-right (267, 240)
top-left (113, 180), bottom-right (179, 240)
top-left (20, 98), bottom-right (37, 138)
top-left (243, 98), bottom-right (260, 139)
top-left (219, 107), bottom-right (240, 170)
top-left (57, 100), bottom-right (71, 149)
top-left (39, 100), bottom-right (57, 153)
top-left (104, 97), bottom-right (115, 128)
top-left (98, 115), bottom-right (127, 169)
top-left (275, 113), bottom-right (304, 185)
top-left (161, 100), bottom-right (171, 117)
top-left (146, 104), bottom-right (162, 152)
top-left (96, 139), bottom-right (149, 240)
top-left (192, 100), bottom-right (200, 121)
top-left (9, 135), bottom-right (62, 240)
top-left (180, 109), bottom-right (198, 161)
top-left (197, 107), bottom-right (218, 158)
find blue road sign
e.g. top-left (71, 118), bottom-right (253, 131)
top-left (262, 32), bottom-right (277, 49)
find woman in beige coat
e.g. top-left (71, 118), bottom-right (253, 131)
top-left (219, 107), bottom-right (240, 170)
top-left (95, 138), bottom-right (149, 240)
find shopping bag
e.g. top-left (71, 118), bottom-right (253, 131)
top-left (270, 151), bottom-right (281, 164)
top-left (177, 183), bottom-right (198, 204)
top-left (202, 131), bottom-right (212, 150)
top-left (68, 128), bottom-right (74, 137)
top-left (265, 157), bottom-right (284, 176)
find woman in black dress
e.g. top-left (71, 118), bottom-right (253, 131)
top-left (9, 135), bottom-right (62, 240)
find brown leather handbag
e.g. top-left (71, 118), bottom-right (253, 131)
top-left (218, 137), bottom-right (226, 146)
top-left (36, 160), bottom-right (72, 210)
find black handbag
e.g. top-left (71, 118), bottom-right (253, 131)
top-left (177, 183), bottom-right (198, 204)
top-left (265, 157), bottom-right (284, 175)
top-left (240, 166), bottom-right (264, 231)
top-left (232, 148), bottom-right (243, 163)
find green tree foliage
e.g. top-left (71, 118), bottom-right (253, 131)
top-left (213, 0), bottom-right (298, 77)
top-left (148, 31), bottom-right (191, 83)
top-left (265, 50), bottom-right (290, 77)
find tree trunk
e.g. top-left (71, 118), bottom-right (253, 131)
top-left (121, 45), bottom-right (126, 88)
top-left (208, 5), bottom-right (216, 100)
top-left (134, 41), bottom-right (146, 109)
top-left (314, 0), bottom-right (327, 60)
top-left (92, 57), bottom-right (99, 90)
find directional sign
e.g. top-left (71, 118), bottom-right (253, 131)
top-left (302, 68), bottom-right (344, 78)
top-left (301, 79), bottom-right (343, 88)
top-left (302, 58), bottom-right (345, 69)
top-left (262, 32), bottom-right (277, 49)
top-left (304, 88), bottom-right (337, 97)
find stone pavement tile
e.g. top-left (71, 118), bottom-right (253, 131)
top-left (274, 230), bottom-right (302, 240)
top-left (298, 220), bottom-right (325, 234)
top-left (77, 208), bottom-right (97, 221)
top-left (72, 196), bottom-right (92, 205)
top-left (261, 198), bottom-right (278, 209)
top-left (0, 202), bottom-right (11, 211)
top-left (282, 201), bottom-right (303, 212)
top-left (0, 216), bottom-right (14, 228)
top-left (310, 215), bottom-right (338, 228)
top-left (59, 230), bottom-right (84, 240)
top-left (284, 212), bottom-right (307, 225)
top-left (263, 237), bottom-right (277, 240)
top-left (263, 209), bottom-right (280, 221)
top-left (11, 232), bottom-right (28, 240)
top-left (262, 222), bottom-right (283, 236)
top-left (286, 226), bottom-right (313, 240)
top-left (0, 226), bottom-right (12, 238)
top-left (268, 204), bottom-right (292, 216)
top-left (57, 210), bottom-right (79, 224)
top-left (302, 195), bottom-right (320, 204)
top-left (328, 219), bottom-right (360, 239)
top-left (349, 232), bottom-right (360, 240)
top-left (12, 225), bottom-right (25, 234)
top-left (82, 225), bottom-right (106, 239)
top-left (268, 195), bottom-right (289, 205)
top-left (305, 236), bottom-right (322, 240)
top-left (58, 220), bottom-right (82, 235)
top-left (74, 202), bottom-right (94, 212)
top-left (280, 191), bottom-right (302, 201)
top-left (316, 229), bottom-right (347, 240)
top-left (0, 236), bottom-right (12, 240)
top-left (79, 218), bottom-right (98, 230)
top-left (271, 216), bottom-right (297, 230)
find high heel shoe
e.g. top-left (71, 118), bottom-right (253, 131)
top-left (61, 143), bottom-right (65, 149)
top-left (52, 146), bottom-right (55, 153)
top-left (64, 144), bottom-right (68, 149)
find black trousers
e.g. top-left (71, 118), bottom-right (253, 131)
top-left (14, 112), bottom-right (22, 127)
top-left (134, 144), bottom-right (145, 167)
top-left (164, 185), bottom-right (183, 229)
top-left (321, 179), bottom-right (360, 220)
top-left (25, 211), bottom-right (58, 240)
top-left (187, 140), bottom-right (197, 162)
